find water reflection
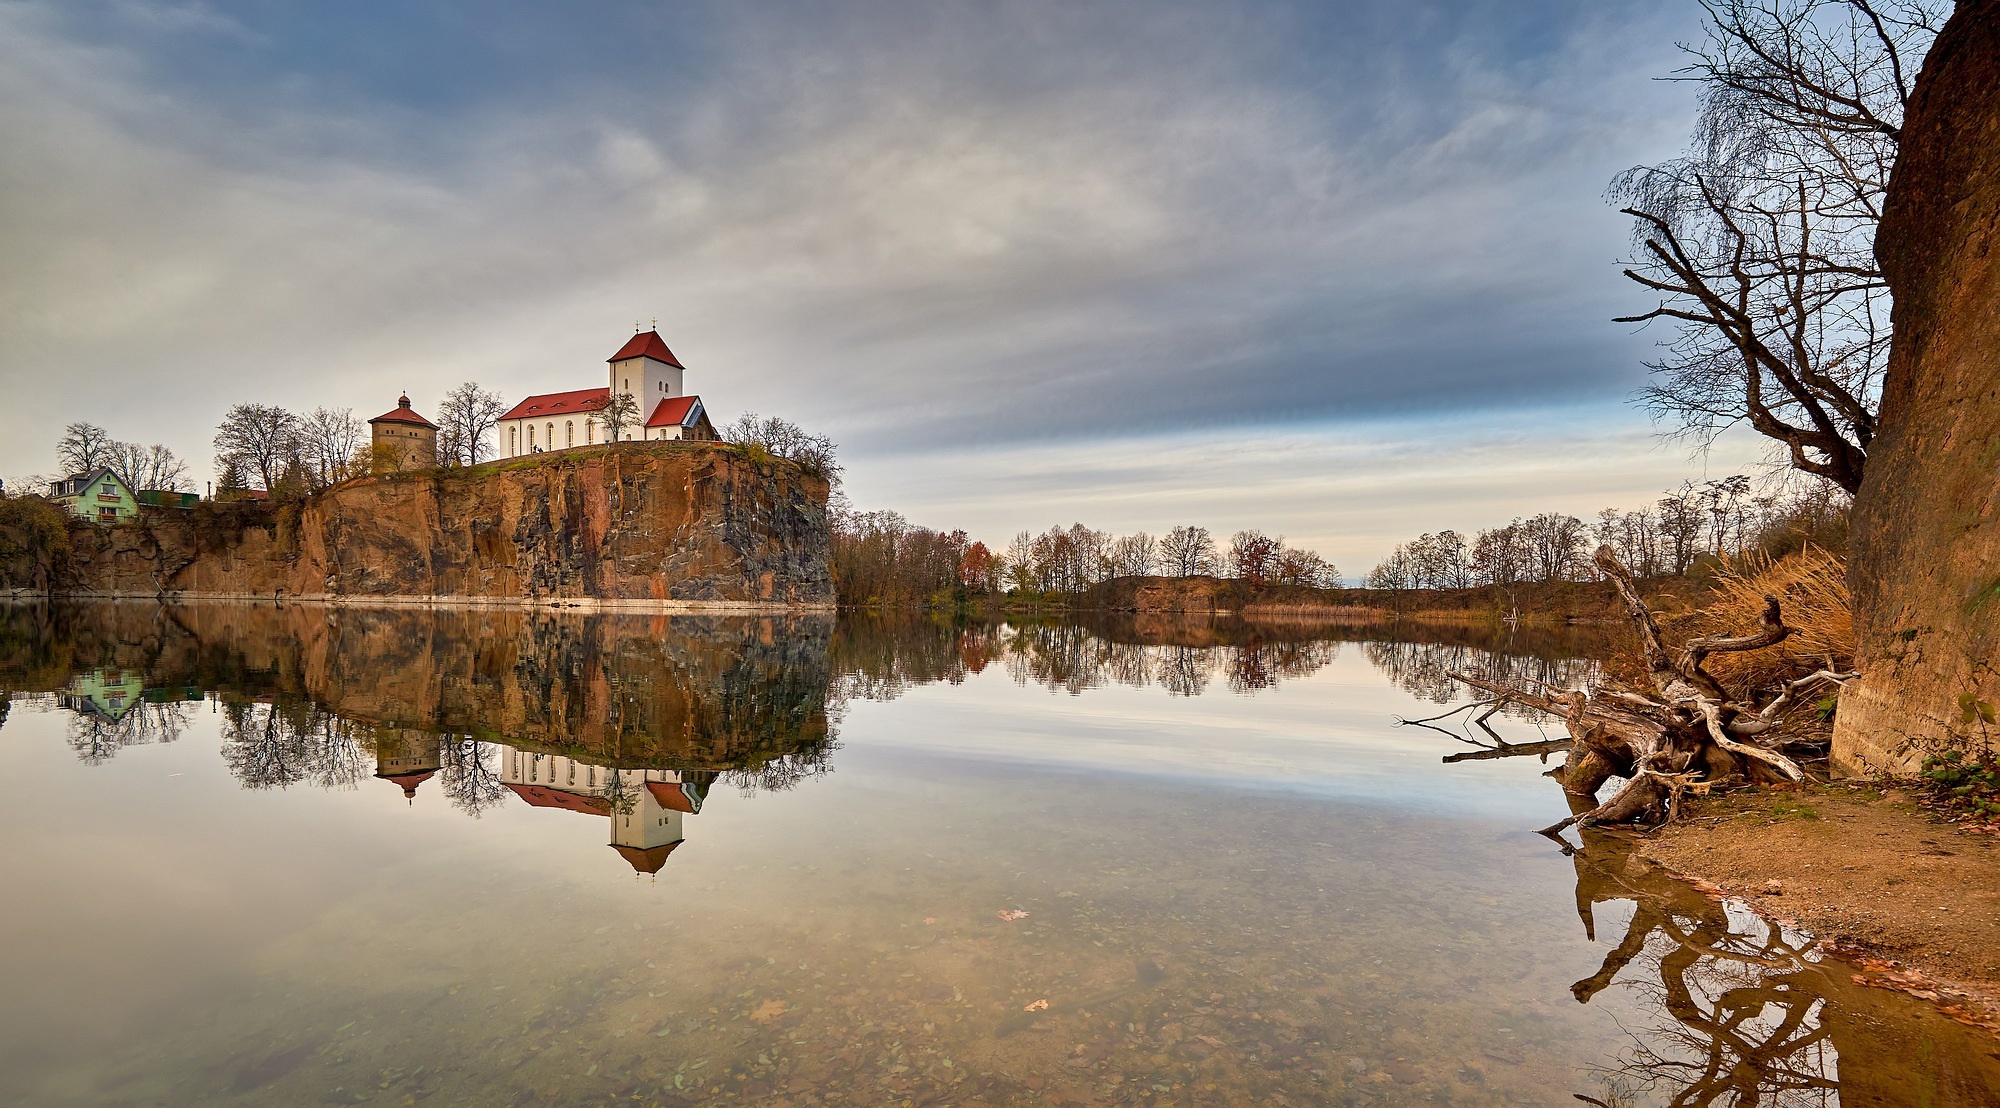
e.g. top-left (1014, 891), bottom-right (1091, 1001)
top-left (2, 604), bottom-right (1995, 1105)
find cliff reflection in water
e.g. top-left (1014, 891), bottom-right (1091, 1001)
top-left (4, 604), bottom-right (1997, 1104)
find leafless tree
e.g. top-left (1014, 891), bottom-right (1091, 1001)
top-left (1612, 0), bottom-right (1945, 494)
top-left (1106, 532), bottom-right (1157, 578)
top-left (722, 412), bottom-right (842, 483)
top-left (212, 403), bottom-right (301, 491)
top-left (1159, 525), bottom-right (1217, 576)
top-left (297, 407), bottom-right (364, 489)
top-left (56, 422), bottom-right (116, 476)
top-left (594, 391), bottom-right (642, 445)
top-left (106, 441), bottom-right (188, 494)
top-left (434, 382), bottom-right (507, 467)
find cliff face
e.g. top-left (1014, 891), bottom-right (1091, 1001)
top-left (1836, 3), bottom-right (2000, 772)
top-left (59, 443), bottom-right (832, 607)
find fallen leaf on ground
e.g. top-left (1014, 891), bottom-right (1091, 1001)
top-left (997, 910), bottom-right (1029, 922)
top-left (749, 999), bottom-right (787, 1024)
top-left (1023, 999), bottom-right (1049, 1012)
top-left (923, 917), bottom-right (938, 925)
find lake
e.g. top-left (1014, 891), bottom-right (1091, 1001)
top-left (1, 604), bottom-right (1994, 1106)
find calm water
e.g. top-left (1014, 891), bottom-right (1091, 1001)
top-left (1, 604), bottom-right (1995, 1106)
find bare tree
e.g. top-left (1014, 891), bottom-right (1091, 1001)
top-left (1612, 0), bottom-right (1945, 494)
top-left (434, 382), bottom-right (507, 467)
top-left (212, 403), bottom-right (301, 491)
top-left (594, 391), bottom-right (642, 445)
top-left (56, 422), bottom-right (114, 476)
top-left (723, 412), bottom-right (842, 483)
top-left (106, 442), bottom-right (188, 494)
top-left (1159, 526), bottom-right (1217, 576)
top-left (1106, 532), bottom-right (1157, 578)
top-left (297, 407), bottom-right (364, 490)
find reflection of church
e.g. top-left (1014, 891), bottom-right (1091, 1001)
top-left (370, 734), bottom-right (710, 876)
top-left (498, 746), bottom-right (709, 875)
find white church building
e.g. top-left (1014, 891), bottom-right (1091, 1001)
top-left (497, 329), bottom-right (717, 459)
top-left (497, 744), bottom-right (708, 876)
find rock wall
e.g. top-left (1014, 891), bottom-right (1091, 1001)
top-left (53, 443), bottom-right (832, 608)
top-left (1836, 2), bottom-right (2000, 772)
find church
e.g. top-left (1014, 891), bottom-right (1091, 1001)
top-left (496, 329), bottom-right (717, 459)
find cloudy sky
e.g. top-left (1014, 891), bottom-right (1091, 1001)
top-left (0, 0), bottom-right (1768, 574)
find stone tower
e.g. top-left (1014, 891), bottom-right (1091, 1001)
top-left (367, 394), bottom-right (439, 473)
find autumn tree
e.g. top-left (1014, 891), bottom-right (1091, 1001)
top-left (1613, 0), bottom-right (1944, 494)
top-left (723, 413), bottom-right (842, 483)
top-left (1228, 529), bottom-right (1281, 586)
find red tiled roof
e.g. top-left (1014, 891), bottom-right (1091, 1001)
top-left (499, 387), bottom-right (610, 422)
top-left (607, 330), bottom-right (684, 368)
top-left (644, 395), bottom-right (701, 428)
top-left (645, 780), bottom-right (699, 814)
top-left (369, 396), bottom-right (437, 429)
top-left (505, 782), bottom-right (610, 815)
top-left (611, 840), bottom-right (682, 874)
top-left (378, 770), bottom-right (435, 798)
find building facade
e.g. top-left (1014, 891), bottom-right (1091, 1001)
top-left (50, 468), bottom-right (139, 524)
top-left (497, 329), bottom-right (717, 459)
top-left (367, 394), bottom-right (439, 473)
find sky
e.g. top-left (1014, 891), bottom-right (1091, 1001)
top-left (0, 0), bottom-right (1771, 575)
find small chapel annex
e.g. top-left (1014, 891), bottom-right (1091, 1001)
top-left (496, 329), bottom-right (717, 459)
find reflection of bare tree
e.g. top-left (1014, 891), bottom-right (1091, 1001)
top-left (996, 625), bottom-right (1344, 698)
top-left (1567, 827), bottom-right (1841, 1107)
top-left (1365, 639), bottom-right (1597, 712)
top-left (219, 700), bottom-right (367, 791)
top-left (435, 737), bottom-right (508, 818)
top-left (62, 700), bottom-right (190, 765)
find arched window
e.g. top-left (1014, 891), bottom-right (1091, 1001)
top-left (565, 421), bottom-right (573, 447)
top-left (510, 426), bottom-right (518, 455)
top-left (527, 425), bottom-right (535, 449)
top-left (586, 422), bottom-right (594, 444)
top-left (545, 423), bottom-right (554, 449)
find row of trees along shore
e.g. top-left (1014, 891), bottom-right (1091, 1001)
top-left (1365, 473), bottom-right (1849, 592)
top-left (830, 505), bottom-right (1341, 608)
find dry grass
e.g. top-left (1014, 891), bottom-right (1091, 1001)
top-left (1679, 545), bottom-right (1852, 692)
top-left (1239, 603), bottom-right (1388, 625)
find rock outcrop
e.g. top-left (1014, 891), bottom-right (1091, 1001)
top-left (52, 443), bottom-right (832, 608)
top-left (1837, 2), bottom-right (2000, 772)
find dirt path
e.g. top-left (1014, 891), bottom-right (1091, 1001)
top-left (1641, 783), bottom-right (2000, 1019)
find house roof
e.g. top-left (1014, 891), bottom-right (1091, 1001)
top-left (53, 468), bottom-right (128, 497)
top-left (607, 329), bottom-right (685, 368)
top-left (644, 395), bottom-right (704, 429)
top-left (377, 770), bottom-right (435, 799)
top-left (504, 782), bottom-right (610, 815)
top-left (368, 395), bottom-right (437, 429)
top-left (499, 387), bottom-right (610, 422)
top-left (611, 840), bottom-right (683, 874)
top-left (645, 780), bottom-right (700, 814)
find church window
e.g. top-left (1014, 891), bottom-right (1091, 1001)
top-left (566, 421), bottom-right (573, 447)
top-left (586, 422), bottom-right (594, 444)
top-left (510, 427), bottom-right (518, 455)
top-left (527, 425), bottom-right (535, 449)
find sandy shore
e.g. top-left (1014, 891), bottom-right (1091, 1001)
top-left (1640, 782), bottom-right (2000, 1024)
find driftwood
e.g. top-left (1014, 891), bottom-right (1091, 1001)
top-left (1440, 546), bottom-right (1855, 838)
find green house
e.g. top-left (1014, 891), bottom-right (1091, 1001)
top-left (51, 468), bottom-right (139, 524)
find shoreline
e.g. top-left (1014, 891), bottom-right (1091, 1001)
top-left (1636, 781), bottom-right (2000, 1030)
top-left (0, 589), bottom-right (835, 613)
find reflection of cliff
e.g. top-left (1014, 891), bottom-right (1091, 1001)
top-left (0, 603), bottom-right (837, 778)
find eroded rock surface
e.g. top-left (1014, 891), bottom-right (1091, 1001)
top-left (58, 444), bottom-right (832, 607)
top-left (1839, 2), bottom-right (2000, 771)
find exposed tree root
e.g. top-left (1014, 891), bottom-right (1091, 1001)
top-left (1432, 546), bottom-right (1855, 838)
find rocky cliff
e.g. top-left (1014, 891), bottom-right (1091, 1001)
top-left (1837, 2), bottom-right (2000, 772)
top-left (52, 443), bottom-right (832, 608)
